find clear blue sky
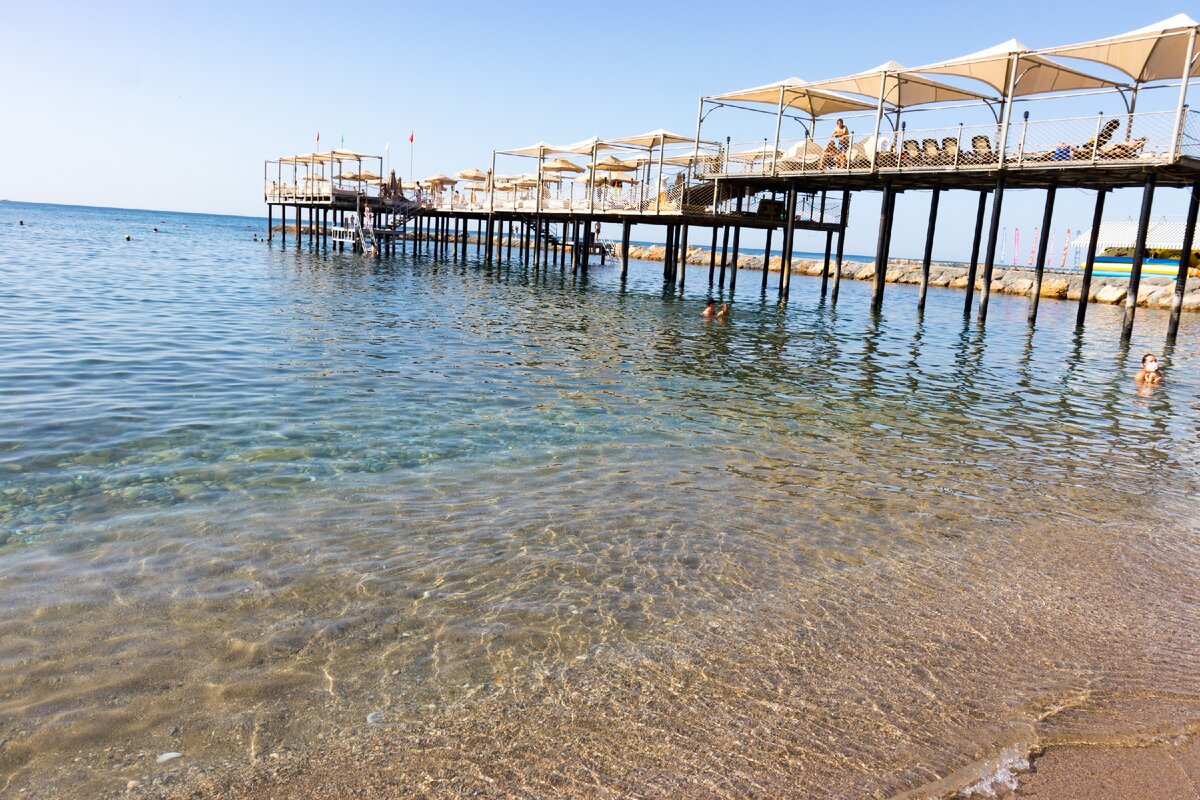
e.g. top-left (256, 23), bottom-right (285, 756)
top-left (3, 0), bottom-right (1194, 260)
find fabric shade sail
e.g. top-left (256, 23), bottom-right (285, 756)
top-left (501, 137), bottom-right (628, 156)
top-left (1039, 14), bottom-right (1200, 84)
top-left (804, 60), bottom-right (996, 107)
top-left (914, 39), bottom-right (1123, 95)
top-left (603, 129), bottom-right (714, 148)
top-left (706, 77), bottom-right (877, 117)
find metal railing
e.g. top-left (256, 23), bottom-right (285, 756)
top-left (700, 110), bottom-right (1192, 179)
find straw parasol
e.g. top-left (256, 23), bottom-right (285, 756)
top-left (593, 156), bottom-right (638, 172)
top-left (455, 168), bottom-right (488, 182)
top-left (541, 158), bottom-right (586, 174)
top-left (424, 173), bottom-right (457, 186)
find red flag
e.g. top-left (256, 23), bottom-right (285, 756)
top-left (409, 132), bottom-right (414, 143)
top-left (316, 131), bottom-right (320, 145)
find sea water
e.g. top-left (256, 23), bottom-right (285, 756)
top-left (1, 201), bottom-right (1198, 797)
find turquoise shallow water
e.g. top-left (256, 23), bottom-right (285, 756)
top-left (1, 201), bottom-right (1199, 797)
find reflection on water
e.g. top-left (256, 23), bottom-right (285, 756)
top-left (0, 202), bottom-right (1198, 798)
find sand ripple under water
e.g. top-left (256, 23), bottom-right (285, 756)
top-left (0, 202), bottom-right (1198, 798)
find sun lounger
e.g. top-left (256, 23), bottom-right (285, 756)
top-left (902, 139), bottom-right (922, 165)
top-left (1073, 119), bottom-right (1121, 160)
top-left (942, 137), bottom-right (960, 165)
top-left (923, 138), bottom-right (945, 165)
top-left (848, 135), bottom-right (878, 168)
top-left (777, 139), bottom-right (824, 172)
top-left (1099, 137), bottom-right (1147, 160)
top-left (964, 135), bottom-right (996, 165)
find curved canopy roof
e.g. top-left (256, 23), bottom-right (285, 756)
top-left (603, 129), bottom-right (714, 148)
top-left (706, 77), bottom-right (877, 117)
top-left (501, 137), bottom-right (639, 156)
top-left (804, 60), bottom-right (996, 107)
top-left (1039, 14), bottom-right (1200, 84)
top-left (913, 39), bottom-right (1124, 95)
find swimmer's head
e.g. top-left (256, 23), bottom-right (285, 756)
top-left (1142, 353), bottom-right (1159, 372)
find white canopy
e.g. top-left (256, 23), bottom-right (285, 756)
top-left (501, 136), bottom-right (631, 156)
top-left (707, 77), bottom-right (877, 117)
top-left (805, 60), bottom-right (995, 107)
top-left (915, 39), bottom-right (1123, 95)
top-left (1040, 14), bottom-right (1200, 84)
top-left (604, 129), bottom-right (714, 148)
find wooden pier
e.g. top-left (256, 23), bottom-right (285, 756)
top-left (265, 14), bottom-right (1200, 343)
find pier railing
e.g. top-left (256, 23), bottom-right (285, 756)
top-left (702, 110), bottom-right (1193, 179)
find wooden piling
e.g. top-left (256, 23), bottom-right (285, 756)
top-left (730, 226), bottom-right (741, 293)
top-left (832, 210), bottom-right (848, 305)
top-left (709, 227), bottom-right (718, 284)
top-left (678, 224), bottom-right (689, 290)
top-left (761, 227), bottom-right (773, 292)
top-left (781, 186), bottom-right (798, 299)
top-left (1167, 182), bottom-right (1199, 343)
top-left (963, 190), bottom-right (988, 318)
top-left (871, 182), bottom-right (895, 314)
top-left (977, 177), bottom-right (1007, 323)
top-left (918, 188), bottom-right (940, 314)
top-left (1121, 173), bottom-right (1157, 341)
top-left (620, 220), bottom-right (631, 281)
top-left (1028, 185), bottom-right (1057, 325)
top-left (820, 230), bottom-right (833, 299)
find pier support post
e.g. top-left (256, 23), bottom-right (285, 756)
top-left (1122, 173), bottom-right (1157, 342)
top-left (762, 227), bottom-right (773, 292)
top-left (832, 191), bottom-right (851, 305)
top-left (678, 224), bottom-right (689, 289)
top-left (709, 227), bottom-right (718, 285)
top-left (1028, 185), bottom-right (1057, 325)
top-left (730, 226), bottom-right (741, 293)
top-left (620, 220), bottom-right (631, 281)
top-left (977, 177), bottom-right (1007, 323)
top-left (964, 190), bottom-right (988, 318)
top-left (533, 218), bottom-right (543, 270)
top-left (267, 205), bottom-right (273, 243)
top-left (918, 188), bottom-right (940, 314)
top-left (582, 220), bottom-right (592, 274)
top-left (871, 182), bottom-right (895, 315)
top-left (781, 185), bottom-right (797, 299)
top-left (832, 223), bottom-right (848, 305)
top-left (667, 224), bottom-right (676, 283)
top-left (1167, 182), bottom-right (1199, 343)
top-left (820, 230), bottom-right (833, 300)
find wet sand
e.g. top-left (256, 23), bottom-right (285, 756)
top-left (132, 733), bottom-right (1200, 799)
top-left (1018, 739), bottom-right (1200, 799)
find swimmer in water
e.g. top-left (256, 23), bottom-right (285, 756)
top-left (1134, 353), bottom-right (1162, 384)
top-left (702, 300), bottom-right (717, 318)
top-left (716, 303), bottom-right (730, 319)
